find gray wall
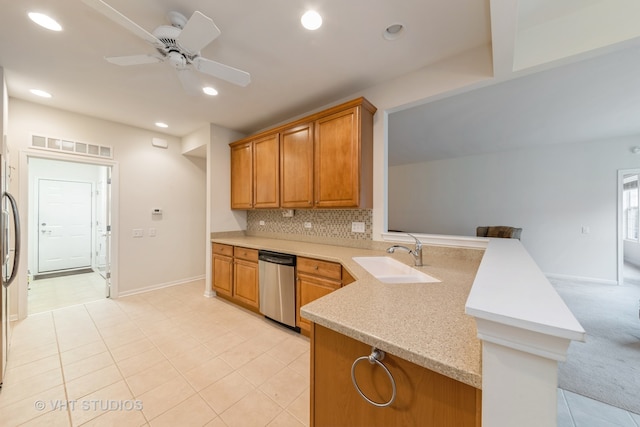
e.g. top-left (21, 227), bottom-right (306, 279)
top-left (389, 134), bottom-right (640, 282)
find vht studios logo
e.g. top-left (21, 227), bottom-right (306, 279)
top-left (34, 399), bottom-right (143, 411)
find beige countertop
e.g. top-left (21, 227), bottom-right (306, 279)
top-left (211, 235), bottom-right (484, 389)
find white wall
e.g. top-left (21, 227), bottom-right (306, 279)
top-left (389, 134), bottom-right (640, 282)
top-left (209, 123), bottom-right (245, 232)
top-left (8, 98), bottom-right (207, 296)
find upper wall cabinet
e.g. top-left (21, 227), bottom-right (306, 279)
top-left (230, 141), bottom-right (253, 209)
top-left (230, 132), bottom-right (280, 209)
top-left (281, 122), bottom-right (314, 208)
top-left (230, 97), bottom-right (376, 210)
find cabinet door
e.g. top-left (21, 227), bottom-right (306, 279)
top-left (230, 141), bottom-right (253, 209)
top-left (296, 273), bottom-right (341, 333)
top-left (253, 133), bottom-right (280, 208)
top-left (314, 106), bottom-right (360, 208)
top-left (234, 259), bottom-right (259, 309)
top-left (212, 254), bottom-right (233, 297)
top-left (312, 324), bottom-right (481, 427)
top-left (281, 123), bottom-right (314, 208)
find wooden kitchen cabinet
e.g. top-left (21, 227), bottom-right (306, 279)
top-left (211, 243), bottom-right (260, 312)
top-left (311, 323), bottom-right (481, 427)
top-left (314, 105), bottom-right (373, 208)
top-left (296, 256), bottom-right (343, 335)
top-left (253, 133), bottom-right (280, 208)
top-left (230, 97), bottom-right (376, 210)
top-left (280, 123), bottom-right (314, 208)
top-left (212, 243), bottom-right (233, 297)
top-left (230, 132), bottom-right (280, 209)
top-left (233, 247), bottom-right (260, 309)
top-left (230, 141), bottom-right (253, 209)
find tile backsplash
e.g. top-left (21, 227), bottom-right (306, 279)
top-left (246, 209), bottom-right (372, 245)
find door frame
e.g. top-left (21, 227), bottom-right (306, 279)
top-left (617, 168), bottom-right (640, 285)
top-left (17, 150), bottom-right (119, 320)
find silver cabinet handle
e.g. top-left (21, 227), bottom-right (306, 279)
top-left (351, 347), bottom-right (397, 407)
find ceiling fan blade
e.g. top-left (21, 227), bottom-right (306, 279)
top-left (177, 11), bottom-right (221, 55)
top-left (192, 57), bottom-right (251, 87)
top-left (82, 0), bottom-right (165, 50)
top-left (106, 54), bottom-right (163, 66)
top-left (176, 69), bottom-right (203, 96)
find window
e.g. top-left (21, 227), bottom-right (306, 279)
top-left (623, 174), bottom-right (639, 241)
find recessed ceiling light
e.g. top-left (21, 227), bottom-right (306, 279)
top-left (28, 12), bottom-right (62, 32)
top-left (155, 122), bottom-right (169, 128)
top-left (30, 89), bottom-right (52, 98)
top-left (203, 86), bottom-right (218, 96)
top-left (383, 23), bottom-right (405, 41)
top-left (301, 10), bottom-right (322, 30)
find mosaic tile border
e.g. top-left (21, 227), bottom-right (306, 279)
top-left (247, 209), bottom-right (373, 241)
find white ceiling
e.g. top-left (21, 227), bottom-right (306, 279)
top-left (0, 0), bottom-right (490, 137)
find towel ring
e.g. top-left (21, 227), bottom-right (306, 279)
top-left (351, 347), bottom-right (397, 407)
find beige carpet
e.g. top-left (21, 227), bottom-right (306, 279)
top-left (552, 277), bottom-right (640, 415)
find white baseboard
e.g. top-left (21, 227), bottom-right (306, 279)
top-left (116, 275), bottom-right (205, 298)
top-left (545, 273), bottom-right (618, 285)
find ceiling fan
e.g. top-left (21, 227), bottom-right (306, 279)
top-left (82, 0), bottom-right (251, 94)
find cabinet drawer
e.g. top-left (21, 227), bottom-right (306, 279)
top-left (297, 257), bottom-right (342, 281)
top-left (213, 243), bottom-right (233, 257)
top-left (234, 246), bottom-right (259, 262)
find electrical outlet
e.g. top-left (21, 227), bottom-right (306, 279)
top-left (132, 228), bottom-right (143, 238)
top-left (351, 222), bottom-right (365, 233)
top-left (304, 222), bottom-right (312, 229)
top-left (259, 220), bottom-right (265, 226)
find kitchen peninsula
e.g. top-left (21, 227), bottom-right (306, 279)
top-left (210, 234), bottom-right (585, 427)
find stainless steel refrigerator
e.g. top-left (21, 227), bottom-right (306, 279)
top-left (0, 152), bottom-right (21, 389)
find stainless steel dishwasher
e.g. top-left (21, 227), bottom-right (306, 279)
top-left (258, 250), bottom-right (298, 331)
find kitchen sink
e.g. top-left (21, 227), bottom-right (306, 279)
top-left (352, 256), bottom-right (441, 284)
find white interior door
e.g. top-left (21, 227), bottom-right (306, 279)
top-left (38, 179), bottom-right (92, 273)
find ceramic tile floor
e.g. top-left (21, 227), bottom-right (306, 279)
top-left (3, 279), bottom-right (639, 426)
top-left (2, 280), bottom-right (310, 426)
top-left (558, 389), bottom-right (640, 427)
top-left (28, 272), bottom-right (107, 315)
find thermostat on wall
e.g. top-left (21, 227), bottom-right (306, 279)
top-left (152, 208), bottom-right (163, 216)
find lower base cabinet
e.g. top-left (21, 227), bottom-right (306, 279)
top-left (296, 257), bottom-right (344, 336)
top-left (310, 323), bottom-right (481, 427)
top-left (233, 246), bottom-right (259, 309)
top-left (212, 243), bottom-right (259, 312)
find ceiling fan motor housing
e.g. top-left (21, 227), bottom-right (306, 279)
top-left (153, 25), bottom-right (197, 68)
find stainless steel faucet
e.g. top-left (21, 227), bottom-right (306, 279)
top-left (386, 233), bottom-right (423, 266)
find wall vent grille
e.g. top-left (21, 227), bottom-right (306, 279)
top-left (31, 135), bottom-right (113, 159)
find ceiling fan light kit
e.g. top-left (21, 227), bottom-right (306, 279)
top-left (81, 0), bottom-right (251, 94)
